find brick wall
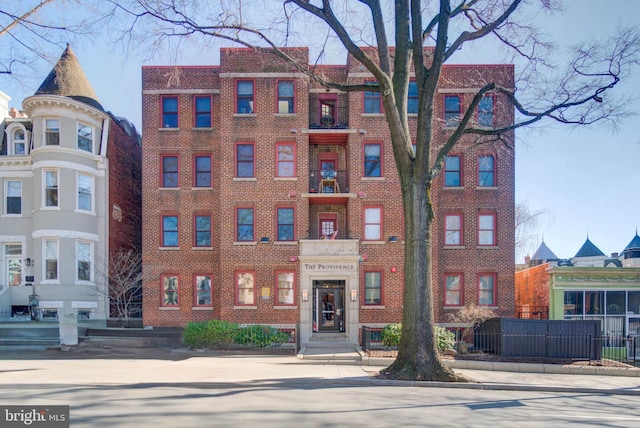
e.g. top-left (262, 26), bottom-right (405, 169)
top-left (141, 48), bottom-right (515, 328)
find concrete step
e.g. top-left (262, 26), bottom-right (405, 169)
top-left (0, 338), bottom-right (60, 346)
top-left (0, 327), bottom-right (59, 339)
top-left (298, 346), bottom-right (363, 364)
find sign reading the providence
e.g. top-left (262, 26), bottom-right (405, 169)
top-left (304, 263), bottom-right (355, 270)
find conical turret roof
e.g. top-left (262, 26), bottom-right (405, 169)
top-left (35, 44), bottom-right (103, 110)
top-left (531, 240), bottom-right (559, 262)
top-left (623, 232), bottom-right (640, 252)
top-left (574, 237), bottom-right (605, 258)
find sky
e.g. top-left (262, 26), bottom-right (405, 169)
top-left (2, 0), bottom-right (639, 262)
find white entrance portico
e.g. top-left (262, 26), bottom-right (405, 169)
top-left (298, 239), bottom-right (361, 345)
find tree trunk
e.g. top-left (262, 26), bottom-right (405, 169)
top-left (385, 177), bottom-right (468, 382)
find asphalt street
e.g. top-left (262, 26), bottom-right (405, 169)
top-left (1, 352), bottom-right (640, 427)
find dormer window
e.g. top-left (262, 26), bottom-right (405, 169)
top-left (13, 129), bottom-right (25, 155)
top-left (77, 123), bottom-right (93, 152)
top-left (45, 119), bottom-right (60, 145)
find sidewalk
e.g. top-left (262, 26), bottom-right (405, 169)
top-left (1, 347), bottom-right (639, 396)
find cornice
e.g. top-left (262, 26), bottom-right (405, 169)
top-left (22, 95), bottom-right (107, 121)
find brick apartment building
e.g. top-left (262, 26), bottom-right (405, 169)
top-left (141, 47), bottom-right (515, 344)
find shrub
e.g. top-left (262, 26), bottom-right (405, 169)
top-left (381, 323), bottom-right (402, 347)
top-left (233, 325), bottom-right (290, 347)
top-left (182, 320), bottom-right (240, 348)
top-left (380, 323), bottom-right (456, 353)
top-left (434, 326), bottom-right (456, 352)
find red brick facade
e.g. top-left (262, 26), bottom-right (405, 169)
top-left (107, 116), bottom-right (142, 255)
top-left (141, 48), bottom-right (515, 333)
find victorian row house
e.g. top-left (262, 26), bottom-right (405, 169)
top-left (0, 45), bottom-right (141, 321)
top-left (141, 47), bottom-right (516, 345)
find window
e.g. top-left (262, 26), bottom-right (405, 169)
top-left (44, 170), bottom-right (59, 207)
top-left (408, 81), bottom-right (418, 114)
top-left (444, 214), bottom-right (463, 246)
top-left (277, 80), bottom-right (295, 114)
top-left (236, 271), bottom-right (255, 305)
top-left (444, 95), bottom-right (461, 126)
top-left (44, 239), bottom-right (58, 280)
top-left (364, 207), bottom-right (382, 240)
top-left (5, 180), bottom-right (21, 214)
top-left (478, 274), bottom-right (496, 306)
top-left (276, 271), bottom-right (295, 305)
top-left (194, 95), bottom-right (212, 128)
top-left (478, 155), bottom-right (495, 187)
top-left (77, 173), bottom-right (93, 212)
top-left (444, 155), bottom-right (462, 187)
top-left (364, 143), bottom-right (382, 177)
top-left (236, 208), bottom-right (254, 242)
top-left (161, 155), bottom-right (179, 187)
top-left (45, 119), bottom-right (60, 145)
top-left (364, 271), bottom-right (382, 305)
top-left (162, 215), bottom-right (179, 247)
top-left (162, 275), bottom-right (179, 306)
top-left (277, 207), bottom-right (295, 241)
top-left (77, 123), bottom-right (93, 152)
top-left (194, 275), bottom-right (212, 306)
top-left (276, 143), bottom-right (295, 177)
top-left (161, 96), bottom-right (178, 128)
top-left (13, 129), bottom-right (25, 155)
top-left (236, 143), bottom-right (254, 178)
top-left (363, 82), bottom-right (381, 113)
top-left (194, 215), bottom-right (211, 247)
top-left (236, 80), bottom-right (254, 113)
top-left (478, 213), bottom-right (496, 246)
top-left (76, 241), bottom-right (92, 282)
top-left (193, 155), bottom-right (211, 187)
top-left (563, 291), bottom-right (584, 316)
top-left (445, 274), bottom-right (463, 306)
top-left (478, 95), bottom-right (494, 127)
top-left (6, 244), bottom-right (23, 286)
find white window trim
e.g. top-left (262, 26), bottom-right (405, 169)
top-left (44, 118), bottom-right (60, 146)
top-left (42, 239), bottom-right (59, 284)
top-left (42, 169), bottom-right (60, 210)
top-left (77, 122), bottom-right (94, 153)
top-left (76, 172), bottom-right (95, 214)
top-left (75, 239), bottom-right (94, 284)
top-left (3, 179), bottom-right (22, 217)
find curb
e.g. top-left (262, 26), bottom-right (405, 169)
top-left (361, 356), bottom-right (640, 377)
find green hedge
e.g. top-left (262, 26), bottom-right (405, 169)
top-left (182, 320), bottom-right (289, 349)
top-left (380, 323), bottom-right (456, 353)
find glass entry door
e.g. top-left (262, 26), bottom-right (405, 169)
top-left (313, 281), bottom-right (344, 332)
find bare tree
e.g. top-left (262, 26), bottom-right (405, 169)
top-left (106, 0), bottom-right (639, 381)
top-left (95, 248), bottom-right (144, 322)
top-left (515, 201), bottom-right (548, 263)
top-left (0, 1), bottom-right (89, 77)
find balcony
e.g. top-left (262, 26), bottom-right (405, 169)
top-left (308, 170), bottom-right (349, 194)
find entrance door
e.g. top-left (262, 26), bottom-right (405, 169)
top-left (313, 281), bottom-right (344, 332)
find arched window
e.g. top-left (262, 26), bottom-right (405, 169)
top-left (12, 128), bottom-right (26, 155)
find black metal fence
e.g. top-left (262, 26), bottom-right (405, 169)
top-left (360, 325), bottom-right (639, 367)
top-left (472, 331), bottom-right (638, 367)
top-left (361, 326), bottom-right (384, 351)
